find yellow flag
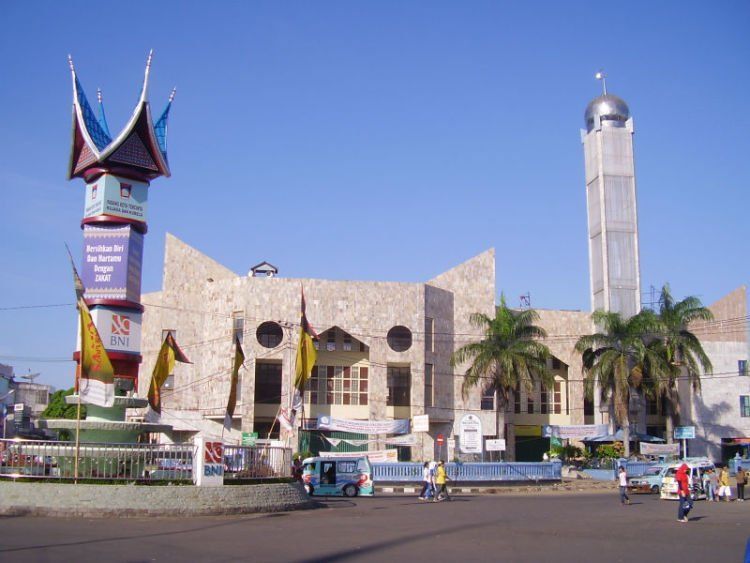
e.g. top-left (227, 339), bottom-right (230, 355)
top-left (148, 332), bottom-right (190, 413)
top-left (78, 296), bottom-right (115, 407)
top-left (293, 287), bottom-right (318, 390)
top-left (224, 336), bottom-right (245, 431)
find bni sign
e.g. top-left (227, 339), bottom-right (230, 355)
top-left (459, 414), bottom-right (483, 454)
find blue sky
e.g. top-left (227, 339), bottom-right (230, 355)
top-left (1, 1), bottom-right (748, 390)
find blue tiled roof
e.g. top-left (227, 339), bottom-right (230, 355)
top-left (75, 76), bottom-right (112, 151)
top-left (153, 101), bottom-right (172, 161)
top-left (97, 98), bottom-right (111, 139)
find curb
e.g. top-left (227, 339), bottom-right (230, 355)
top-left (0, 481), bottom-right (317, 518)
top-left (376, 482), bottom-right (618, 495)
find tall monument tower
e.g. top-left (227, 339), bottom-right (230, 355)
top-left (581, 74), bottom-right (641, 318)
top-left (67, 52), bottom-right (174, 392)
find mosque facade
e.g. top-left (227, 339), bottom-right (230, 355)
top-left (135, 87), bottom-right (749, 463)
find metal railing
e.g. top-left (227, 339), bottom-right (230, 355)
top-left (373, 461), bottom-right (562, 483)
top-left (0, 439), bottom-right (291, 483)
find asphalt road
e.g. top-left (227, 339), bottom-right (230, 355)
top-left (1, 491), bottom-right (748, 563)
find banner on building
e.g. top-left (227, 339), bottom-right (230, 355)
top-left (542, 424), bottom-right (609, 440)
top-left (322, 434), bottom-right (419, 448)
top-left (640, 442), bottom-right (680, 456)
top-left (323, 449), bottom-right (399, 463)
top-left (316, 415), bottom-right (409, 435)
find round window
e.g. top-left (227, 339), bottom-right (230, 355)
top-left (387, 326), bottom-right (412, 352)
top-left (256, 321), bottom-right (284, 348)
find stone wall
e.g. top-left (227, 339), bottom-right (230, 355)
top-left (0, 482), bottom-right (314, 517)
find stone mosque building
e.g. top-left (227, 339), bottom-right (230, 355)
top-left (136, 88), bottom-right (749, 463)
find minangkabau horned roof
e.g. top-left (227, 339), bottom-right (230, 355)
top-left (67, 51), bottom-right (174, 182)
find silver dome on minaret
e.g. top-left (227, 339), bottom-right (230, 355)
top-left (584, 94), bottom-right (630, 132)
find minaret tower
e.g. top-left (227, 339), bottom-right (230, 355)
top-left (67, 52), bottom-right (174, 392)
top-left (581, 72), bottom-right (641, 318)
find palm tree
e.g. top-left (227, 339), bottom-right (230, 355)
top-left (574, 309), bottom-right (665, 457)
top-left (653, 284), bottom-right (713, 443)
top-left (450, 297), bottom-right (553, 453)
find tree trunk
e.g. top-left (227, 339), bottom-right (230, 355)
top-left (664, 398), bottom-right (674, 444)
top-left (496, 389), bottom-right (506, 461)
top-left (622, 417), bottom-right (630, 458)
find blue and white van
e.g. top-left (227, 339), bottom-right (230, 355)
top-left (301, 456), bottom-right (374, 497)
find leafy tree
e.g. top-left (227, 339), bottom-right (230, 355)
top-left (451, 296), bottom-right (553, 450)
top-left (41, 388), bottom-right (86, 420)
top-left (652, 284), bottom-right (713, 442)
top-left (575, 310), bottom-right (667, 457)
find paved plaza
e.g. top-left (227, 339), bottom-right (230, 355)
top-left (0, 491), bottom-right (748, 562)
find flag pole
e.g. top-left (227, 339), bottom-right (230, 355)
top-left (74, 368), bottom-right (81, 484)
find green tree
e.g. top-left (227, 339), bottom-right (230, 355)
top-left (41, 388), bottom-right (85, 420)
top-left (574, 310), bottom-right (666, 457)
top-left (653, 284), bottom-right (713, 443)
top-left (451, 296), bottom-right (553, 450)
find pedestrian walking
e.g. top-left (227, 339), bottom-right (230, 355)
top-left (718, 466), bottom-right (733, 502)
top-left (418, 462), bottom-right (432, 500)
top-left (709, 468), bottom-right (719, 501)
top-left (675, 463), bottom-right (693, 523)
top-left (434, 460), bottom-right (451, 501)
top-left (618, 466), bottom-right (630, 505)
top-left (736, 465), bottom-right (746, 501)
top-left (702, 470), bottom-right (714, 502)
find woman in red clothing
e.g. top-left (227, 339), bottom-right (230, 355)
top-left (676, 464), bottom-right (692, 523)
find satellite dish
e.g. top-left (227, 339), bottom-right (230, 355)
top-left (21, 372), bottom-right (41, 383)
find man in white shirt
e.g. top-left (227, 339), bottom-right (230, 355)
top-left (618, 466), bottom-right (631, 505)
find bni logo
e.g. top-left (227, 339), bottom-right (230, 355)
top-left (112, 314), bottom-right (131, 336)
top-left (204, 442), bottom-right (223, 464)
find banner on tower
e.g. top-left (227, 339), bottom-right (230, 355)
top-left (75, 307), bottom-right (143, 356)
top-left (81, 225), bottom-right (143, 302)
top-left (84, 175), bottom-right (148, 223)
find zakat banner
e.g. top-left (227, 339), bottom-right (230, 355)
top-left (81, 225), bottom-right (143, 302)
top-left (316, 415), bottom-right (410, 435)
top-left (543, 424), bottom-right (608, 440)
top-left (640, 443), bottom-right (680, 456)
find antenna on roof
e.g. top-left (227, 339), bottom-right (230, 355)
top-left (595, 70), bottom-right (608, 96)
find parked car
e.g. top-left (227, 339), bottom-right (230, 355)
top-left (660, 458), bottom-right (715, 500)
top-left (627, 464), bottom-right (669, 494)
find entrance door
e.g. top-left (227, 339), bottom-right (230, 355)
top-left (319, 461), bottom-right (338, 494)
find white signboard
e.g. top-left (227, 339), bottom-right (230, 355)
top-left (412, 414), bottom-right (429, 433)
top-left (193, 437), bottom-right (224, 487)
top-left (459, 414), bottom-right (483, 454)
top-left (485, 439), bottom-right (506, 452)
top-left (674, 426), bottom-right (696, 440)
top-left (84, 175), bottom-right (148, 223)
top-left (75, 308), bottom-right (142, 356)
top-left (640, 442), bottom-right (680, 456)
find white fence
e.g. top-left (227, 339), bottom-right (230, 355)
top-left (0, 439), bottom-right (292, 483)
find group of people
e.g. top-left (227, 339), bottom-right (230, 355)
top-left (418, 460), bottom-right (451, 502)
top-left (700, 466), bottom-right (746, 502)
top-left (620, 463), bottom-right (747, 524)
